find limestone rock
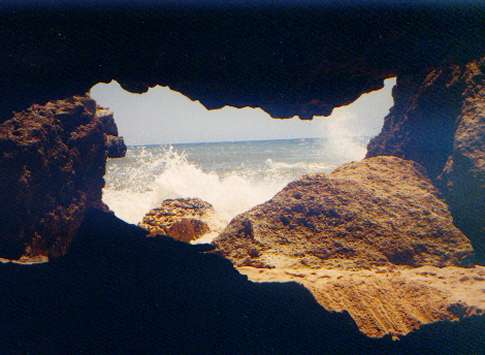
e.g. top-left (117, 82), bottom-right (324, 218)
top-left (214, 156), bottom-right (473, 269)
top-left (0, 96), bottom-right (124, 260)
top-left (367, 56), bottom-right (485, 259)
top-left (96, 107), bottom-right (127, 158)
top-left (438, 59), bottom-right (485, 260)
top-left (96, 107), bottom-right (119, 136)
top-left (214, 156), bottom-right (479, 337)
top-left (139, 198), bottom-right (214, 243)
top-left (105, 135), bottom-right (127, 158)
top-left (240, 264), bottom-right (485, 337)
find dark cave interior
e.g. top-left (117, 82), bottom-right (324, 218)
top-left (0, 2), bottom-right (484, 354)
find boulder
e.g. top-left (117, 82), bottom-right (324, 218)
top-left (0, 96), bottom-right (124, 260)
top-left (139, 198), bottom-right (214, 243)
top-left (214, 156), bottom-right (473, 269)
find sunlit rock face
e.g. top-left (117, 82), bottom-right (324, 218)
top-left (139, 198), bottom-right (215, 242)
top-left (0, 96), bottom-right (125, 259)
top-left (367, 57), bottom-right (485, 259)
top-left (0, 4), bottom-right (483, 121)
top-left (214, 156), bottom-right (473, 269)
top-left (213, 156), bottom-right (482, 337)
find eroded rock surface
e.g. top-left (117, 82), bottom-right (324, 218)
top-left (1, 209), bottom-right (483, 353)
top-left (367, 56), bottom-right (485, 258)
top-left (105, 135), bottom-right (127, 158)
top-left (214, 156), bottom-right (482, 337)
top-left (215, 156), bottom-right (473, 269)
top-left (97, 108), bottom-right (127, 158)
top-left (0, 96), bottom-right (125, 260)
top-left (240, 264), bottom-right (485, 338)
top-left (139, 198), bottom-right (215, 242)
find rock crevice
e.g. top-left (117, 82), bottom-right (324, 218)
top-left (367, 57), bottom-right (485, 258)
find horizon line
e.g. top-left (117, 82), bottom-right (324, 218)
top-left (125, 135), bottom-right (371, 148)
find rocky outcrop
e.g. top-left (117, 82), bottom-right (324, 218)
top-left (367, 57), bottom-right (485, 259)
top-left (139, 198), bottom-right (215, 242)
top-left (105, 135), bottom-right (127, 158)
top-left (241, 264), bottom-right (485, 338)
top-left (97, 108), bottom-right (127, 158)
top-left (1, 209), bottom-right (483, 354)
top-left (214, 156), bottom-right (481, 337)
top-left (215, 156), bottom-right (473, 269)
top-left (0, 96), bottom-right (125, 260)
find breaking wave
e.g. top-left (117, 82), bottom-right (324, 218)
top-left (103, 147), bottom-right (291, 225)
top-left (102, 136), bottom-right (369, 229)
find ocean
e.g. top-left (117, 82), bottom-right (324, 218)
top-left (103, 136), bottom-right (371, 227)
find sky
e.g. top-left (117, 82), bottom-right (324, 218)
top-left (90, 78), bottom-right (395, 146)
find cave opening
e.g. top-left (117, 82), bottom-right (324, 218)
top-left (89, 78), bottom-right (396, 242)
top-left (1, 2), bottom-right (484, 351)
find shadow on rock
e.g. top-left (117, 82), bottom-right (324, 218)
top-left (0, 209), bottom-right (483, 354)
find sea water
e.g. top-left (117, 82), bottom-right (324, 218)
top-left (103, 137), bottom-right (371, 226)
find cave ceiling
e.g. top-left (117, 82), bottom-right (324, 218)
top-left (0, 2), bottom-right (483, 121)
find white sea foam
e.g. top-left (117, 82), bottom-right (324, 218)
top-left (102, 136), bottom-right (370, 239)
top-left (102, 147), bottom-right (289, 226)
top-left (264, 159), bottom-right (334, 172)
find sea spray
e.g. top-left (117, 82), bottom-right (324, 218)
top-left (103, 146), bottom-right (289, 225)
top-left (102, 138), bottom-right (370, 227)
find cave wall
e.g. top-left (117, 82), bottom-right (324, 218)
top-left (367, 57), bottom-right (485, 259)
top-left (0, 209), bottom-right (483, 354)
top-left (0, 2), bottom-right (483, 350)
top-left (0, 3), bottom-right (482, 260)
top-left (439, 59), bottom-right (485, 260)
top-left (0, 96), bottom-right (126, 259)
